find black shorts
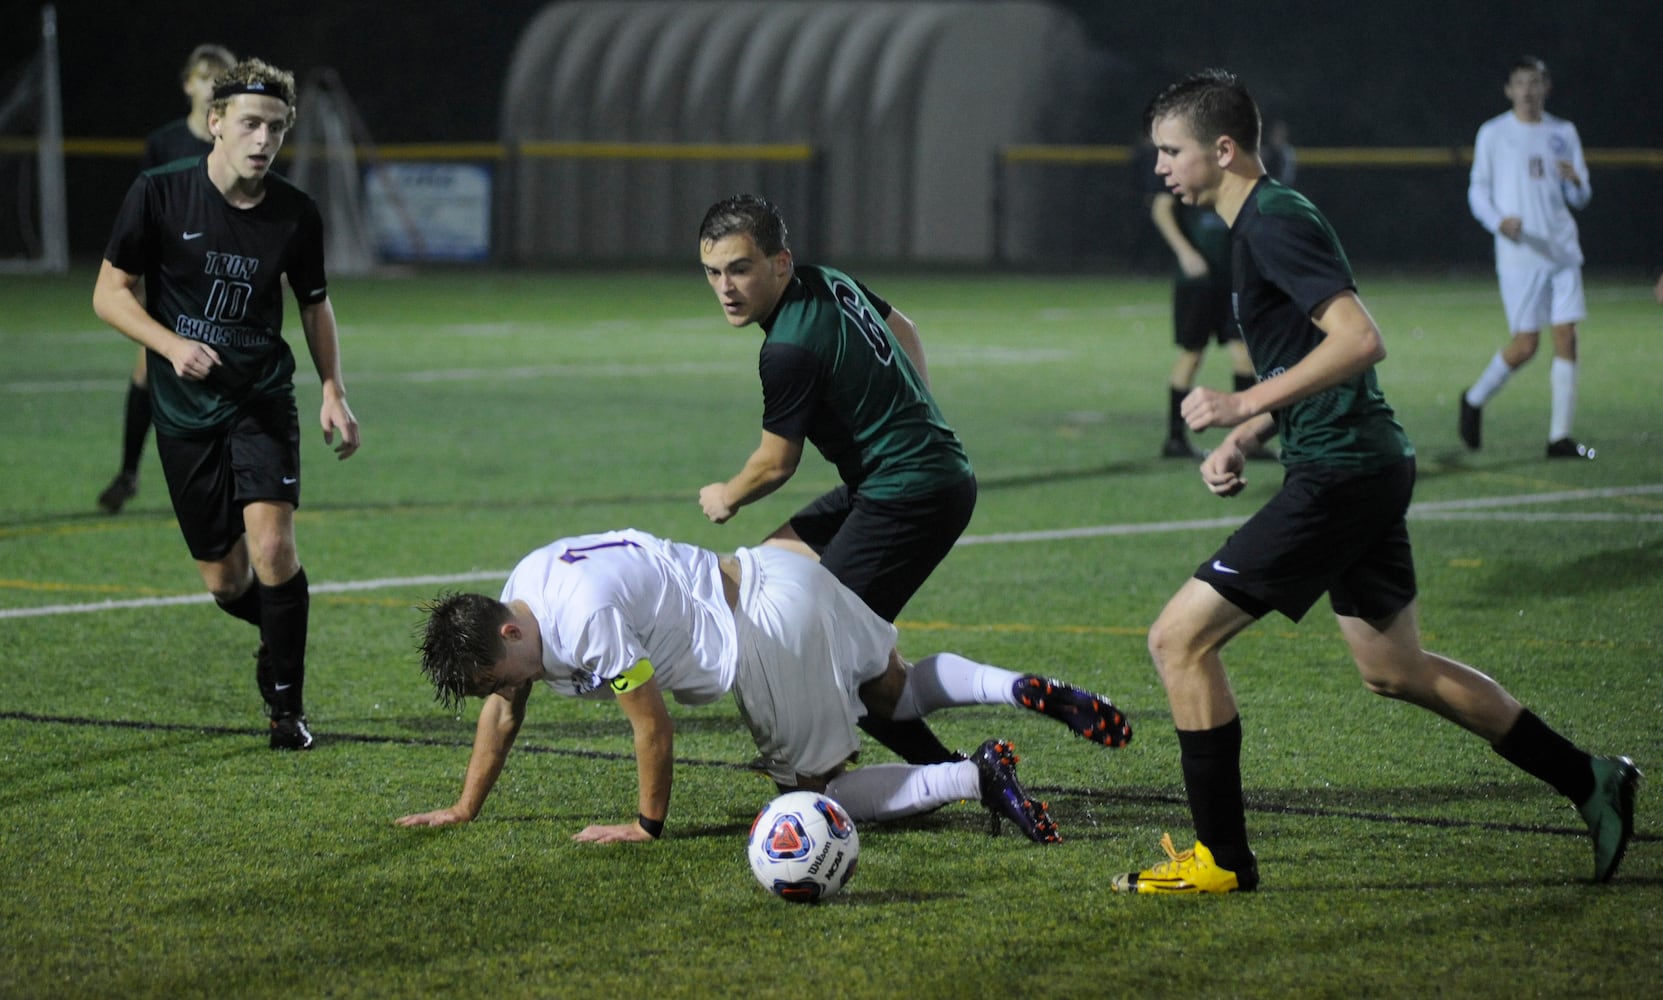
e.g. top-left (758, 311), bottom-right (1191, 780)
top-left (1194, 458), bottom-right (1417, 623)
top-left (156, 397), bottom-right (302, 561)
top-left (1173, 281), bottom-right (1239, 351)
top-left (789, 473), bottom-right (977, 622)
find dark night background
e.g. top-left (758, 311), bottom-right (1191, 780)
top-left (6, 0), bottom-right (1661, 268)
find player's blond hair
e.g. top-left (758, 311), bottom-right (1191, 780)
top-left (209, 58), bottom-right (298, 129)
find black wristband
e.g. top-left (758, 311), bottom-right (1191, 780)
top-left (637, 813), bottom-right (665, 839)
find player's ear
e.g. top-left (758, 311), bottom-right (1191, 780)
top-left (773, 248), bottom-right (793, 277)
top-left (1214, 134), bottom-right (1236, 168)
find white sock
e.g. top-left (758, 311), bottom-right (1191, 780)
top-left (825, 761), bottom-right (980, 823)
top-left (1466, 350), bottom-right (1515, 407)
top-left (1549, 357), bottom-right (1578, 442)
top-left (890, 652), bottom-right (1022, 720)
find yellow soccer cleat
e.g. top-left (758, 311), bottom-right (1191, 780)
top-left (1111, 833), bottom-right (1257, 894)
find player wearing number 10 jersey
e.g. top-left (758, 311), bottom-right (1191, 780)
top-left (93, 58), bottom-right (360, 750)
top-left (698, 195), bottom-right (976, 767)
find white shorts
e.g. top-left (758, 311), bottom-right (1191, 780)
top-left (1498, 264), bottom-right (1585, 334)
top-left (730, 545), bottom-right (898, 785)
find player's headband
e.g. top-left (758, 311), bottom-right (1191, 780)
top-left (212, 80), bottom-right (288, 103)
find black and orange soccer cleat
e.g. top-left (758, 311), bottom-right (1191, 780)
top-left (1014, 675), bottom-right (1132, 748)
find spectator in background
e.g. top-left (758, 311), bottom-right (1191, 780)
top-left (695, 194), bottom-right (976, 768)
top-left (1459, 56), bottom-right (1594, 460)
top-left (92, 58), bottom-right (361, 750)
top-left (97, 43), bottom-right (236, 514)
top-left (1260, 119), bottom-right (1297, 186)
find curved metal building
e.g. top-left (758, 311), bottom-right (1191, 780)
top-left (498, 0), bottom-right (1099, 263)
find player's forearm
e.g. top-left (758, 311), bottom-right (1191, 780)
top-left (300, 299), bottom-right (348, 390)
top-left (724, 449), bottom-right (796, 508)
top-left (453, 691), bottom-right (525, 819)
top-left (633, 719), bottom-right (674, 825)
top-left (1149, 195), bottom-right (1196, 256)
top-left (93, 277), bottom-right (175, 356)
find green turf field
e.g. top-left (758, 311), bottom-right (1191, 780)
top-left (2, 267), bottom-right (1659, 999)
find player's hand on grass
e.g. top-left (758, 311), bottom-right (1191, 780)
top-left (572, 821), bottom-right (657, 844)
top-left (394, 807), bottom-right (471, 828)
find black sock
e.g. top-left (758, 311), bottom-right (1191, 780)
top-left (1492, 709), bottom-right (1594, 804)
top-left (259, 567), bottom-right (310, 718)
top-left (1177, 716), bottom-right (1254, 871)
top-left (858, 716), bottom-right (958, 765)
top-left (1167, 386), bottom-right (1188, 441)
top-left (1232, 372), bottom-right (1257, 394)
top-left (215, 586), bottom-right (263, 627)
top-left (121, 381), bottom-right (152, 477)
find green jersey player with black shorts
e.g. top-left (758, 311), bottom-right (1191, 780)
top-left (93, 58), bottom-right (361, 751)
top-left (697, 194), bottom-right (977, 766)
top-left (1109, 69), bottom-right (1637, 896)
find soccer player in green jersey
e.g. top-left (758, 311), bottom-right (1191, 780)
top-left (1110, 69), bottom-right (1637, 894)
top-left (93, 58), bottom-right (361, 750)
top-left (696, 194), bottom-right (983, 766)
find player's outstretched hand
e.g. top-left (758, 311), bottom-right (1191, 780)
top-left (572, 821), bottom-right (657, 844)
top-left (395, 807), bottom-right (471, 828)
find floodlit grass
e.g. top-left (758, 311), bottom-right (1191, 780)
top-left (2, 267), bottom-right (1660, 999)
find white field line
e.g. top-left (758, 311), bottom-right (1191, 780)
top-left (2, 346), bottom-right (1073, 394)
top-left (3, 483), bottom-right (1659, 621)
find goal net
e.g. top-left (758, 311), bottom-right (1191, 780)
top-left (285, 67), bottom-right (418, 275)
top-left (0, 4), bottom-right (68, 274)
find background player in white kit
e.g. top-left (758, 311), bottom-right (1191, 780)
top-left (395, 531), bottom-right (1130, 844)
top-left (1459, 56), bottom-right (1594, 460)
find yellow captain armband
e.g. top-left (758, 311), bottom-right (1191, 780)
top-left (609, 659), bottom-right (655, 695)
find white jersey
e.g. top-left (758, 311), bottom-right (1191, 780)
top-left (501, 530), bottom-right (737, 706)
top-left (1468, 110), bottom-right (1590, 271)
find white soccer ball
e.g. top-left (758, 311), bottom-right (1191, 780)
top-left (746, 790), bottom-right (860, 903)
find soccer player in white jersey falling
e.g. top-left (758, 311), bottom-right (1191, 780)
top-left (395, 531), bottom-right (1132, 844)
top-left (1460, 56), bottom-right (1594, 460)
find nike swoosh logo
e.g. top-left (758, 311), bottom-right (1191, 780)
top-left (183, 231), bottom-right (205, 240)
top-left (1211, 560), bottom-right (1240, 575)
top-left (273, 683), bottom-right (292, 691)
top-left (282, 476), bottom-right (298, 485)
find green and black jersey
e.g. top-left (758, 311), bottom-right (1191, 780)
top-left (141, 119), bottom-right (212, 171)
top-left (104, 158), bottom-right (327, 438)
top-left (1177, 205), bottom-right (1232, 291)
top-left (1230, 177), bottom-right (1413, 469)
top-left (757, 265), bottom-right (971, 499)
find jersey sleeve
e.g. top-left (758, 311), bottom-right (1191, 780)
top-left (854, 279), bottom-right (890, 319)
top-left (103, 175), bottom-right (157, 275)
top-left (564, 606), bottom-right (650, 696)
top-left (1249, 212), bottom-right (1356, 318)
top-left (1561, 124), bottom-right (1591, 210)
top-left (758, 340), bottom-right (821, 443)
top-left (1467, 123), bottom-right (1502, 234)
top-left (286, 196), bottom-right (329, 307)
